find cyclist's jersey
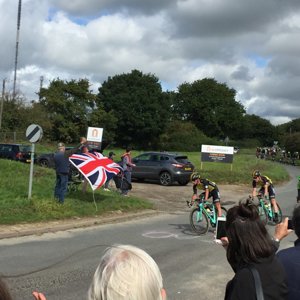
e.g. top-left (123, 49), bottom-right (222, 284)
top-left (193, 178), bottom-right (218, 194)
top-left (252, 175), bottom-right (273, 188)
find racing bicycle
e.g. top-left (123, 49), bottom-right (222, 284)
top-left (255, 194), bottom-right (283, 225)
top-left (188, 195), bottom-right (227, 235)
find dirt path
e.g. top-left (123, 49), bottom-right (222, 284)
top-left (130, 181), bottom-right (250, 212)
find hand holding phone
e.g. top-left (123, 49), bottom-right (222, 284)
top-left (216, 216), bottom-right (227, 240)
top-left (288, 219), bottom-right (294, 230)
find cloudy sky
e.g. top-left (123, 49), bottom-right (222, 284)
top-left (1, 0), bottom-right (300, 125)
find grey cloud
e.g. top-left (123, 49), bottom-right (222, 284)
top-left (169, 0), bottom-right (300, 38)
top-left (50, 0), bottom-right (174, 16)
top-left (230, 66), bottom-right (253, 81)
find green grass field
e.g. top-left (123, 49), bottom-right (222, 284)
top-left (0, 148), bottom-right (289, 224)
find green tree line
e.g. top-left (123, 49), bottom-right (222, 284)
top-left (1, 69), bottom-right (299, 151)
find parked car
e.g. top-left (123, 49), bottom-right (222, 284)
top-left (131, 152), bottom-right (195, 186)
top-left (36, 141), bottom-right (109, 168)
top-left (0, 143), bottom-right (33, 163)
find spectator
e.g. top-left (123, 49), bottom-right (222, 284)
top-left (54, 137), bottom-right (87, 203)
top-left (277, 205), bottom-right (300, 300)
top-left (120, 148), bottom-right (135, 196)
top-left (223, 199), bottom-right (288, 299)
top-left (88, 244), bottom-right (166, 300)
top-left (103, 151), bottom-right (116, 192)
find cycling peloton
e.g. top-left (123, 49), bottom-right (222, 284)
top-left (251, 170), bottom-right (279, 221)
top-left (189, 172), bottom-right (222, 217)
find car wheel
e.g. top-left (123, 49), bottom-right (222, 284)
top-left (39, 159), bottom-right (50, 168)
top-left (178, 179), bottom-right (189, 186)
top-left (159, 171), bottom-right (172, 186)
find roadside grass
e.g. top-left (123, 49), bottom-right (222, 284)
top-left (0, 159), bottom-right (152, 224)
top-left (0, 147), bottom-right (290, 224)
top-left (185, 149), bottom-right (290, 185)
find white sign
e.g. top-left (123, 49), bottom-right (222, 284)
top-left (201, 145), bottom-right (234, 155)
top-left (87, 127), bottom-right (103, 142)
top-left (26, 124), bottom-right (43, 143)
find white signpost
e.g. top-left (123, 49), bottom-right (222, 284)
top-left (26, 124), bottom-right (43, 199)
top-left (86, 127), bottom-right (104, 150)
top-left (87, 127), bottom-right (103, 142)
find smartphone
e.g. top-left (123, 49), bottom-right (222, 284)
top-left (216, 216), bottom-right (227, 240)
top-left (288, 219), bottom-right (294, 230)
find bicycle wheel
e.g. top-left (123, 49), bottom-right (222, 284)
top-left (271, 203), bottom-right (283, 225)
top-left (258, 204), bottom-right (268, 225)
top-left (190, 207), bottom-right (209, 235)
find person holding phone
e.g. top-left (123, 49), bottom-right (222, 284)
top-left (223, 199), bottom-right (288, 300)
top-left (277, 205), bottom-right (300, 300)
top-left (190, 172), bottom-right (222, 217)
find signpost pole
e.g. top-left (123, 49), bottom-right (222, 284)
top-left (28, 143), bottom-right (35, 199)
top-left (26, 124), bottom-right (43, 200)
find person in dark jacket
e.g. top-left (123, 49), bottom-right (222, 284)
top-left (277, 204), bottom-right (300, 300)
top-left (223, 199), bottom-right (288, 300)
top-left (54, 137), bottom-right (87, 203)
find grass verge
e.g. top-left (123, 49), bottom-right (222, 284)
top-left (0, 160), bottom-right (152, 224)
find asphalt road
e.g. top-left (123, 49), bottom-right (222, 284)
top-left (0, 165), bottom-right (299, 300)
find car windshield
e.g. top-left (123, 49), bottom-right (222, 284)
top-left (19, 145), bottom-right (31, 152)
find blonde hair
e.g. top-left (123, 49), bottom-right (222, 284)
top-left (88, 245), bottom-right (164, 300)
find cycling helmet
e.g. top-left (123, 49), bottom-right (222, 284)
top-left (191, 172), bottom-right (201, 181)
top-left (252, 170), bottom-right (261, 178)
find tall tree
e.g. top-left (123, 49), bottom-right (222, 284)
top-left (39, 78), bottom-right (95, 142)
top-left (173, 78), bottom-right (245, 139)
top-left (243, 114), bottom-right (276, 146)
top-left (97, 70), bottom-right (171, 149)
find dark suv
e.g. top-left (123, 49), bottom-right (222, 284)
top-left (131, 152), bottom-right (195, 186)
top-left (0, 143), bottom-right (33, 163)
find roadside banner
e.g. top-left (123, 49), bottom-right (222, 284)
top-left (201, 145), bottom-right (234, 170)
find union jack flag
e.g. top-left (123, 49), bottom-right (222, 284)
top-left (69, 152), bottom-right (122, 190)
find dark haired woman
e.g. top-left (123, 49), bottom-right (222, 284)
top-left (223, 199), bottom-right (288, 299)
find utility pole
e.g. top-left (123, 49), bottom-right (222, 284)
top-left (39, 76), bottom-right (44, 100)
top-left (0, 79), bottom-right (5, 130)
top-left (12, 0), bottom-right (22, 100)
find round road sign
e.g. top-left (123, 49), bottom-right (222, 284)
top-left (26, 124), bottom-right (43, 143)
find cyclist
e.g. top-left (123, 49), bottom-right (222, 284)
top-left (190, 172), bottom-right (222, 217)
top-left (252, 170), bottom-right (279, 221)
